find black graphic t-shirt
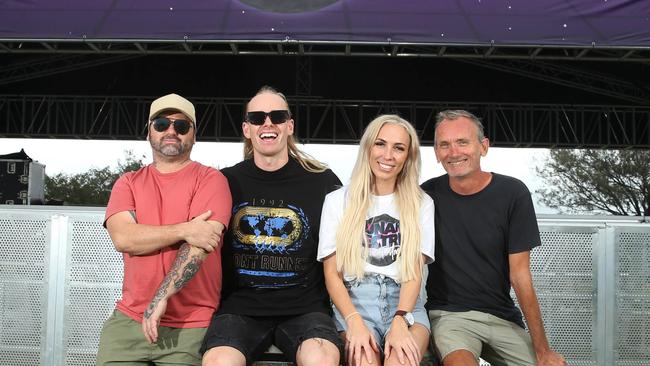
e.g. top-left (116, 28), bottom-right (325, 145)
top-left (219, 158), bottom-right (341, 316)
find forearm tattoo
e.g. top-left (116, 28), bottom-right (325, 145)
top-left (144, 243), bottom-right (203, 319)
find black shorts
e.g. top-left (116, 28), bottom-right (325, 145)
top-left (200, 311), bottom-right (342, 365)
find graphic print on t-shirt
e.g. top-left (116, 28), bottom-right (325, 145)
top-left (230, 202), bottom-right (310, 288)
top-left (366, 213), bottom-right (400, 266)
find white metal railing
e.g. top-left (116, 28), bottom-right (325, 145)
top-left (1, 205), bottom-right (649, 366)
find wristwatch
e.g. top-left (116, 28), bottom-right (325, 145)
top-left (394, 310), bottom-right (415, 327)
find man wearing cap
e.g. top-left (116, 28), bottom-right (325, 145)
top-left (96, 93), bottom-right (232, 366)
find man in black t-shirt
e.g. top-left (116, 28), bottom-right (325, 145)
top-left (421, 110), bottom-right (566, 366)
top-left (200, 86), bottom-right (342, 366)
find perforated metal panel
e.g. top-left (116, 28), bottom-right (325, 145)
top-left (497, 227), bottom-right (598, 366)
top-left (0, 213), bottom-right (49, 366)
top-left (63, 216), bottom-right (123, 366)
top-left (536, 228), bottom-right (597, 364)
top-left (616, 229), bottom-right (650, 366)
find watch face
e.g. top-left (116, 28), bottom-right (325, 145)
top-left (404, 312), bottom-right (415, 326)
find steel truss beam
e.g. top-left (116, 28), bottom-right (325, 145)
top-left (0, 94), bottom-right (648, 148)
top-left (295, 56), bottom-right (312, 96)
top-left (2, 39), bottom-right (650, 62)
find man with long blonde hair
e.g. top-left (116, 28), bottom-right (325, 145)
top-left (201, 86), bottom-right (342, 366)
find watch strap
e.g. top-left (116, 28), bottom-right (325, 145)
top-left (394, 310), bottom-right (414, 326)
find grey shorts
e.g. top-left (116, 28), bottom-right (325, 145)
top-left (200, 311), bottom-right (342, 365)
top-left (429, 310), bottom-right (535, 366)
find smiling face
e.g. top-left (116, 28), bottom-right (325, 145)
top-left (148, 111), bottom-right (195, 159)
top-left (370, 123), bottom-right (410, 193)
top-left (434, 116), bottom-right (488, 180)
top-left (243, 92), bottom-right (294, 163)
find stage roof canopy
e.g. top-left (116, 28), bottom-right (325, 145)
top-left (2, 0), bottom-right (650, 60)
top-left (2, 0), bottom-right (649, 148)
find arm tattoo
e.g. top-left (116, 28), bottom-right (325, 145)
top-left (174, 253), bottom-right (202, 290)
top-left (144, 243), bottom-right (205, 319)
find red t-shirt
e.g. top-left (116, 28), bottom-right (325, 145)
top-left (105, 161), bottom-right (231, 328)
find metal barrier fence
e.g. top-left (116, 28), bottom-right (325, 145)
top-left (0, 206), bottom-right (648, 366)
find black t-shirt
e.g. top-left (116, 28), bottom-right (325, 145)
top-left (219, 158), bottom-right (341, 316)
top-left (421, 173), bottom-right (541, 328)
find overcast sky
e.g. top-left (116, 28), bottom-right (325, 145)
top-left (0, 138), bottom-right (554, 213)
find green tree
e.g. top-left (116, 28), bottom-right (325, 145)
top-left (45, 150), bottom-right (145, 206)
top-left (536, 149), bottom-right (650, 216)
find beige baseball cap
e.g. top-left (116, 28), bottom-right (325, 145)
top-left (148, 93), bottom-right (196, 124)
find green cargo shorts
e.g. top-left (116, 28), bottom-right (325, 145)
top-left (429, 310), bottom-right (535, 366)
top-left (96, 309), bottom-right (207, 366)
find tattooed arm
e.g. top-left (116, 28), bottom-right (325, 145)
top-left (107, 210), bottom-right (221, 255)
top-left (142, 220), bottom-right (225, 344)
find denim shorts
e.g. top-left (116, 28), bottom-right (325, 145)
top-left (332, 274), bottom-right (430, 347)
top-left (200, 311), bottom-right (342, 365)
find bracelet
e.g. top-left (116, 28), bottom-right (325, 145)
top-left (344, 311), bottom-right (360, 322)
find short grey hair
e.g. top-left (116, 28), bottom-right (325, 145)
top-left (434, 110), bottom-right (485, 143)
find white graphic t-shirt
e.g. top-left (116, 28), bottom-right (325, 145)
top-left (317, 186), bottom-right (435, 281)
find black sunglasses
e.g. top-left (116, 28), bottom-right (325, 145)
top-left (245, 110), bottom-right (290, 125)
top-left (151, 117), bottom-right (193, 135)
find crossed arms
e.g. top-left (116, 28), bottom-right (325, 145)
top-left (106, 209), bottom-right (225, 343)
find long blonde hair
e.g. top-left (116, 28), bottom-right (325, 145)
top-left (243, 86), bottom-right (327, 173)
top-left (335, 114), bottom-right (424, 282)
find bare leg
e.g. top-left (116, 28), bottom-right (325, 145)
top-left (202, 346), bottom-right (246, 366)
top-left (295, 337), bottom-right (340, 366)
top-left (443, 349), bottom-right (480, 366)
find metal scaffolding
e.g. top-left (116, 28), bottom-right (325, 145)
top-left (1, 94), bottom-right (649, 148)
top-left (3, 39), bottom-right (650, 63)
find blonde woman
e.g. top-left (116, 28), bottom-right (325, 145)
top-left (317, 115), bottom-right (434, 366)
